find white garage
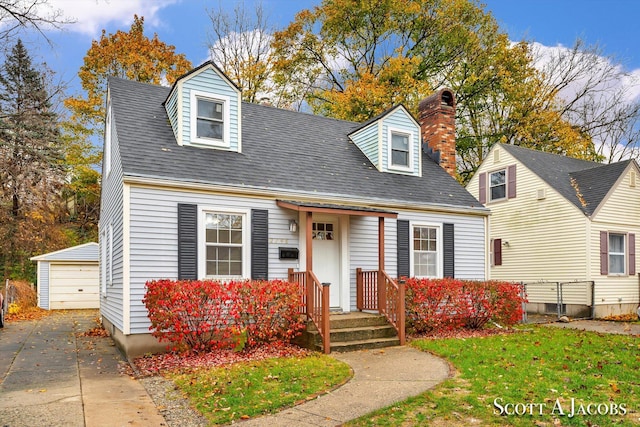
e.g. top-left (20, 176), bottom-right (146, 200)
top-left (31, 243), bottom-right (99, 310)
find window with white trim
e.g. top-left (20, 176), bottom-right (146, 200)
top-left (204, 212), bottom-right (244, 277)
top-left (412, 225), bottom-right (440, 277)
top-left (196, 98), bottom-right (224, 140)
top-left (609, 233), bottom-right (626, 274)
top-left (391, 132), bottom-right (410, 168)
top-left (189, 90), bottom-right (231, 147)
top-left (489, 169), bottom-right (506, 201)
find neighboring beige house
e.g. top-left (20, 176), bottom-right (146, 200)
top-left (467, 143), bottom-right (640, 318)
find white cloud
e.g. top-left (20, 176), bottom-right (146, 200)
top-left (46, 0), bottom-right (180, 35)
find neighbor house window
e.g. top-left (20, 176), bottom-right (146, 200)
top-left (412, 225), bottom-right (440, 277)
top-left (189, 90), bottom-right (231, 147)
top-left (204, 212), bottom-right (244, 277)
top-left (391, 132), bottom-right (410, 168)
top-left (609, 233), bottom-right (626, 274)
top-left (489, 169), bottom-right (506, 201)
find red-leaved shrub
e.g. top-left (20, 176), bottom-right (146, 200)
top-left (405, 278), bottom-right (526, 333)
top-left (235, 279), bottom-right (306, 347)
top-left (143, 279), bottom-right (304, 353)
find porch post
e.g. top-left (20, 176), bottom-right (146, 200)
top-left (378, 216), bottom-right (386, 313)
top-left (306, 211), bottom-right (313, 316)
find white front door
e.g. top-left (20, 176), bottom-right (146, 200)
top-left (312, 219), bottom-right (341, 308)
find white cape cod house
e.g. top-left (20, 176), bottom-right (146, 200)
top-left (100, 62), bottom-right (488, 357)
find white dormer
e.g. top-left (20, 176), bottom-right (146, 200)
top-left (349, 105), bottom-right (421, 177)
top-left (164, 61), bottom-right (242, 152)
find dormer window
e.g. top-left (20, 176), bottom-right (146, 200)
top-left (189, 90), bottom-right (231, 147)
top-left (388, 128), bottom-right (413, 171)
top-left (392, 133), bottom-right (409, 167)
top-left (197, 98), bottom-right (223, 140)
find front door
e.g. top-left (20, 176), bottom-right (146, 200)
top-left (312, 219), bottom-right (341, 308)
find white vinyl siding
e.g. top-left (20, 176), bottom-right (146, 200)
top-left (99, 107), bottom-right (125, 332)
top-left (349, 122), bottom-right (380, 169)
top-left (180, 67), bottom-right (240, 151)
top-left (467, 146), bottom-right (589, 283)
top-left (589, 167), bottom-right (640, 310)
top-left (38, 262), bottom-right (49, 309)
top-left (381, 109), bottom-right (420, 176)
top-left (127, 186), bottom-right (298, 334)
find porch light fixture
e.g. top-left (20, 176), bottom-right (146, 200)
top-left (289, 219), bottom-right (298, 233)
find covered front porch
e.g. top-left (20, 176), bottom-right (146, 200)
top-left (277, 200), bottom-right (406, 353)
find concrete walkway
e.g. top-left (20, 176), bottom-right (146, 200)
top-left (240, 346), bottom-right (451, 427)
top-left (0, 310), bottom-right (166, 427)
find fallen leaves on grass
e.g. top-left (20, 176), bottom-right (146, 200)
top-left (132, 343), bottom-right (312, 377)
top-left (410, 327), bottom-right (518, 340)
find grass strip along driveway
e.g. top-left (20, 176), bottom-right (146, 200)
top-left (167, 354), bottom-right (351, 425)
top-left (347, 326), bottom-right (639, 426)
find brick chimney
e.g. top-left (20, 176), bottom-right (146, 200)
top-left (418, 88), bottom-right (457, 178)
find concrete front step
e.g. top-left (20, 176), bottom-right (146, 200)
top-left (301, 312), bottom-right (401, 353)
top-left (327, 336), bottom-right (401, 353)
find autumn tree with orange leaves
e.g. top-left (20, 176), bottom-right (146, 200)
top-left (65, 15), bottom-right (192, 135)
top-left (271, 0), bottom-right (600, 181)
top-left (59, 15), bottom-right (192, 246)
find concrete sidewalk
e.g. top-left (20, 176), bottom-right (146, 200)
top-left (240, 346), bottom-right (451, 427)
top-left (0, 310), bottom-right (166, 427)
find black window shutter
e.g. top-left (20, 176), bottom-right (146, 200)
top-left (397, 219), bottom-right (410, 278)
top-left (443, 223), bottom-right (455, 278)
top-left (251, 209), bottom-right (269, 280)
top-left (177, 203), bottom-right (198, 280)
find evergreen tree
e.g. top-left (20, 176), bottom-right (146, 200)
top-left (0, 39), bottom-right (66, 279)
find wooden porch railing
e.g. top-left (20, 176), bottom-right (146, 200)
top-left (356, 268), bottom-right (406, 345)
top-left (288, 268), bottom-right (331, 354)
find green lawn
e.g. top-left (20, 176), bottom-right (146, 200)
top-left (347, 326), bottom-right (640, 426)
top-left (168, 354), bottom-right (351, 425)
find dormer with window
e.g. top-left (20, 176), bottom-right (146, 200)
top-left (349, 105), bottom-right (421, 177)
top-left (164, 61), bottom-right (242, 152)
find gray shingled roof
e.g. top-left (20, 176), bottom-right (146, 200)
top-left (109, 76), bottom-right (484, 210)
top-left (500, 144), bottom-right (632, 216)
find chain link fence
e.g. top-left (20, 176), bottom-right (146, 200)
top-left (522, 281), bottom-right (595, 321)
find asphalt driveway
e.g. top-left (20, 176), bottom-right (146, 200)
top-left (0, 310), bottom-right (165, 427)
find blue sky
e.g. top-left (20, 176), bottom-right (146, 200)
top-left (11, 0), bottom-right (640, 100)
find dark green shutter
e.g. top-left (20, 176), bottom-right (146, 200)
top-left (443, 223), bottom-right (455, 278)
top-left (397, 219), bottom-right (410, 278)
top-left (251, 209), bottom-right (269, 280)
top-left (177, 203), bottom-right (198, 280)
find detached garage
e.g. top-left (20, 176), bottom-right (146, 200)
top-left (30, 243), bottom-right (99, 310)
